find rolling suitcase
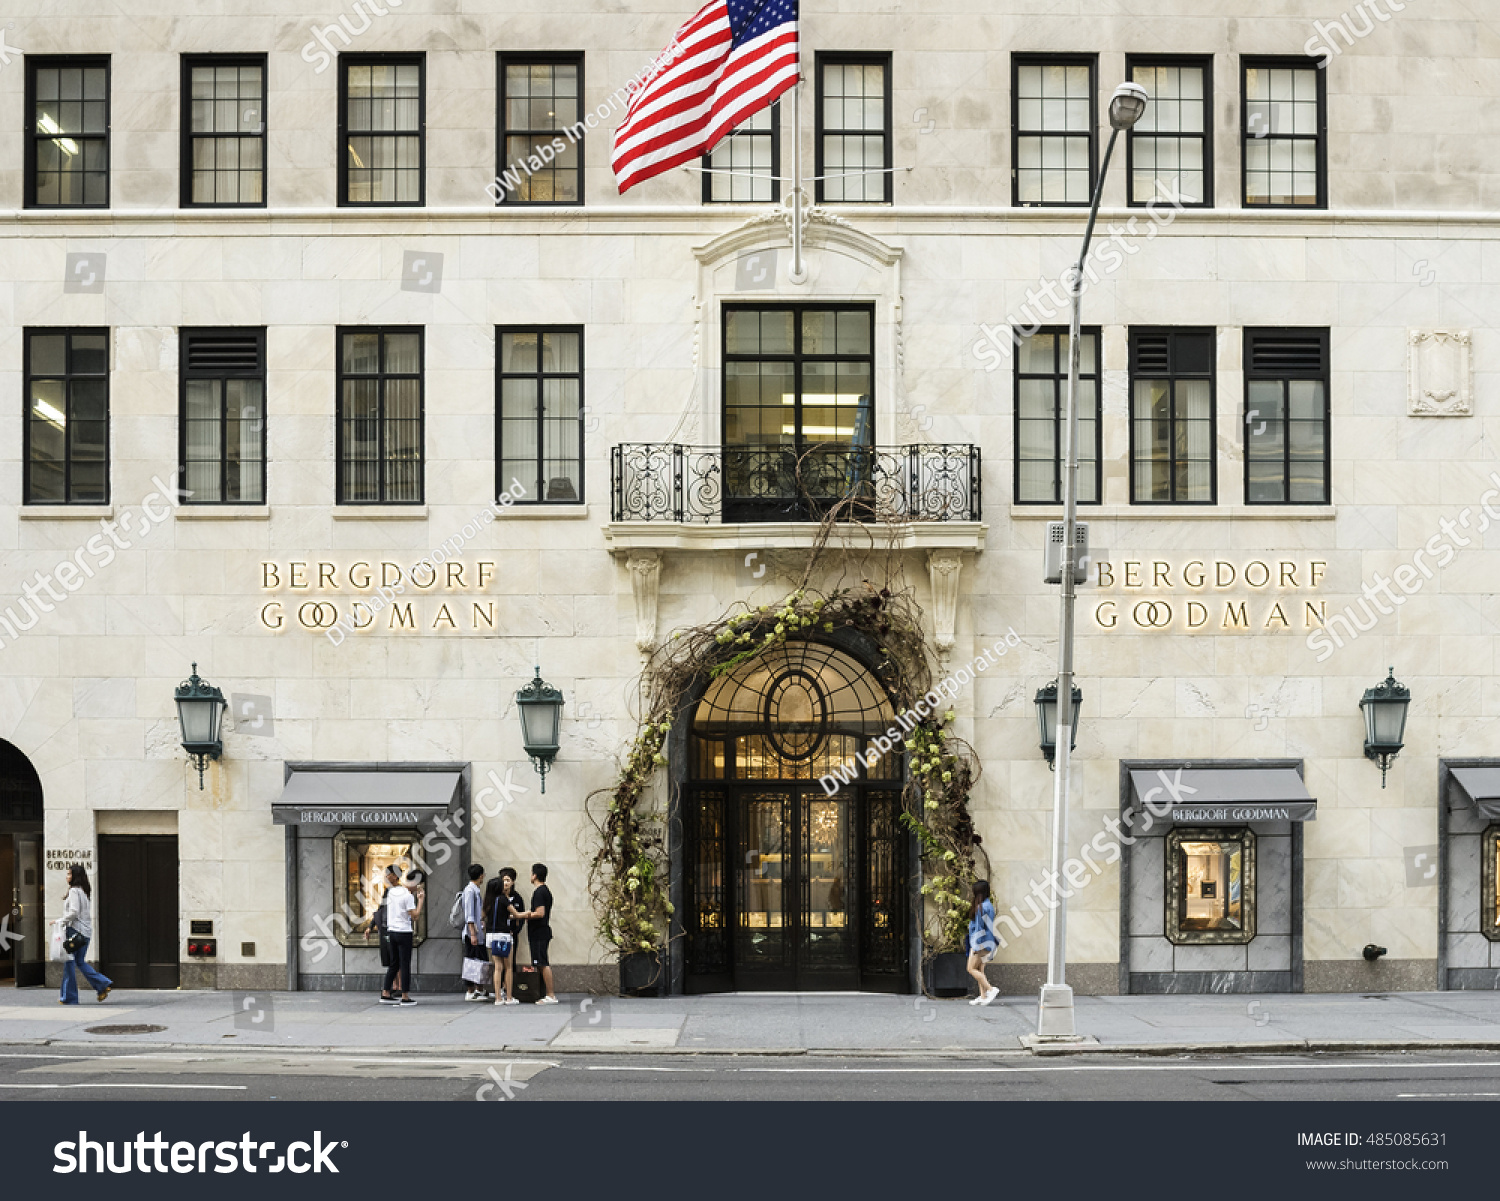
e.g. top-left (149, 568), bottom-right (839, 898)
top-left (513, 963), bottom-right (543, 1004)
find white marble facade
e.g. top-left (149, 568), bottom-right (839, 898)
top-left (0, 0), bottom-right (1496, 991)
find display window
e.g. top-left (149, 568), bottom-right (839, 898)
top-left (1483, 825), bottom-right (1500, 942)
top-left (1165, 826), bottom-right (1256, 945)
top-left (332, 828), bottom-right (427, 948)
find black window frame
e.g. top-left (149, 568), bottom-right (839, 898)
top-left (338, 52), bottom-right (426, 208)
top-left (703, 105), bottom-right (781, 204)
top-left (1240, 55), bottom-right (1326, 210)
top-left (1243, 327), bottom-right (1331, 507)
top-left (1125, 53), bottom-right (1213, 209)
top-left (1011, 53), bottom-right (1097, 209)
top-left (1012, 325), bottom-right (1103, 506)
top-left (814, 51), bottom-right (892, 205)
top-left (25, 55), bottom-right (111, 210)
top-left (335, 326), bottom-right (425, 505)
top-left (496, 52), bottom-right (585, 208)
top-left (1164, 826), bottom-right (1257, 946)
top-left (23, 326), bottom-right (111, 505)
top-left (178, 327), bottom-right (268, 506)
top-left (495, 324), bottom-right (586, 506)
top-left (1129, 326), bottom-right (1218, 506)
top-left (180, 53), bottom-right (268, 209)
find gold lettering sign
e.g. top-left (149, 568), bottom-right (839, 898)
top-left (1091, 560), bottom-right (1326, 633)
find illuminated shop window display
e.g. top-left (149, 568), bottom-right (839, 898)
top-left (332, 828), bottom-right (427, 949)
top-left (1483, 826), bottom-right (1500, 941)
top-left (1165, 827), bottom-right (1256, 945)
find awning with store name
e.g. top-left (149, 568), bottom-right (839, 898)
top-left (270, 768), bottom-right (463, 826)
top-left (1448, 767), bottom-right (1500, 820)
top-left (1128, 767), bottom-right (1317, 824)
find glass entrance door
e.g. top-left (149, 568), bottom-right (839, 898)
top-left (735, 788), bottom-right (858, 990)
top-left (11, 833), bottom-right (43, 987)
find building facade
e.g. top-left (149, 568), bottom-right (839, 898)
top-left (0, 0), bottom-right (1496, 996)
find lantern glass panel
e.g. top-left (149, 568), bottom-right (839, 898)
top-left (520, 698), bottom-right (561, 750)
top-left (178, 696), bottom-right (218, 745)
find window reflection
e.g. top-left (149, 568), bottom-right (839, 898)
top-left (332, 828), bottom-right (426, 948)
top-left (1167, 827), bottom-right (1255, 945)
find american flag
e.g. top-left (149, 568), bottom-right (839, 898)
top-left (611, 0), bottom-right (799, 194)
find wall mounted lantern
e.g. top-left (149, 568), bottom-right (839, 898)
top-left (1035, 680), bottom-right (1082, 769)
top-left (175, 663), bottom-right (227, 790)
top-left (517, 666), bottom-right (565, 793)
top-left (1359, 667), bottom-right (1410, 788)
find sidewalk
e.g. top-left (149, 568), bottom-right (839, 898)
top-left (5, 987), bottom-right (1500, 1056)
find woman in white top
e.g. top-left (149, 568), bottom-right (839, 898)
top-left (59, 864), bottom-right (113, 1005)
top-left (379, 868), bottom-right (423, 1006)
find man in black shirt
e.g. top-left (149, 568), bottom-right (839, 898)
top-left (521, 863), bottom-right (557, 1004)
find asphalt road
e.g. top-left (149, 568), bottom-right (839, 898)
top-left (2, 1045), bottom-right (1500, 1101)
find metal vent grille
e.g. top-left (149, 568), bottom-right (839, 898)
top-left (1133, 336), bottom-right (1170, 374)
top-left (1248, 333), bottom-right (1324, 374)
top-left (183, 332), bottom-right (261, 373)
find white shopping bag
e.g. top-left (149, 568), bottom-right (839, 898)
top-left (49, 922), bottom-right (67, 963)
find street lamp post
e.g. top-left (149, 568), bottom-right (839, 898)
top-left (1037, 82), bottom-right (1148, 1039)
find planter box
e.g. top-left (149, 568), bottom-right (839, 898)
top-left (924, 952), bottom-right (970, 998)
top-left (619, 951), bottom-right (663, 997)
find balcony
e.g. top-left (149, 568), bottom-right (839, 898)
top-left (610, 443), bottom-right (982, 525)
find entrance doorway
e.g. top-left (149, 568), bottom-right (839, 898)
top-left (683, 641), bottom-right (909, 993)
top-left (97, 835), bottom-right (180, 988)
top-left (0, 740), bottom-right (45, 988)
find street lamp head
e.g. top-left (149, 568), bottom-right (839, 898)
top-left (1109, 82), bottom-right (1149, 131)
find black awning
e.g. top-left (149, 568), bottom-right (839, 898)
top-left (271, 768), bottom-right (462, 826)
top-left (1448, 767), bottom-right (1500, 820)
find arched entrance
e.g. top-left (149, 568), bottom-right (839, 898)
top-left (0, 740), bottom-right (45, 987)
top-left (681, 640), bottom-right (909, 993)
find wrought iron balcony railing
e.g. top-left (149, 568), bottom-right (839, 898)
top-left (611, 443), bottom-right (981, 524)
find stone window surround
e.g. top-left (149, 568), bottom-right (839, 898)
top-left (1163, 824), bottom-right (1257, 946)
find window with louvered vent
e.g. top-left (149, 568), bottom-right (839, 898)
top-left (1130, 328), bottom-right (1215, 504)
top-left (1244, 328), bottom-right (1329, 505)
top-left (180, 328), bottom-right (265, 504)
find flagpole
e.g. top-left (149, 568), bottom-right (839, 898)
top-left (789, 69), bottom-right (806, 284)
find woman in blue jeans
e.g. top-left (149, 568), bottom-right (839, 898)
top-left (59, 864), bottom-right (112, 1005)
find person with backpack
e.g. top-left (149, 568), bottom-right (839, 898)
top-left (484, 869), bottom-right (526, 1004)
top-left (458, 863), bottom-right (489, 1001)
top-left (58, 864), bottom-right (112, 1006)
top-left (966, 879), bottom-right (999, 1006)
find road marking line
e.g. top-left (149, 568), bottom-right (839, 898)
top-left (583, 1065), bottom-right (711, 1073)
top-left (736, 1061), bottom-right (1500, 1074)
top-left (1396, 1092), bottom-right (1500, 1098)
top-left (0, 1082), bottom-right (247, 1090)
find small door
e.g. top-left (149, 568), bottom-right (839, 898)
top-left (98, 835), bottom-right (180, 989)
top-left (11, 833), bottom-right (44, 987)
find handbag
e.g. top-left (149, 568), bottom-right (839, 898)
top-left (461, 956), bottom-right (489, 986)
top-left (378, 928), bottom-right (392, 968)
top-left (49, 923), bottom-right (67, 963)
top-left (62, 927), bottom-right (86, 955)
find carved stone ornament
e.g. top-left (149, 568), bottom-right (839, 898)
top-left (626, 551), bottom-right (662, 652)
top-left (1408, 330), bottom-right (1472, 417)
top-left (926, 549), bottom-right (964, 652)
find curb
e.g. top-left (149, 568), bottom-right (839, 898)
top-left (14, 1036), bottom-right (1500, 1059)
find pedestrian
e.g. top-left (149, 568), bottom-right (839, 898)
top-left (381, 868), bottom-right (422, 1006)
top-left (518, 863), bottom-right (557, 1004)
top-left (461, 863), bottom-right (489, 1002)
top-left (966, 879), bottom-right (999, 1006)
top-left (58, 864), bottom-right (112, 1006)
top-left (484, 869), bottom-right (525, 1004)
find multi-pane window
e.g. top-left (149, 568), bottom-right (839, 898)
top-left (497, 329), bottom-right (584, 504)
top-left (1013, 56), bottom-right (1095, 206)
top-left (1014, 329), bottom-right (1101, 505)
top-left (182, 56), bottom-right (266, 207)
top-left (498, 56), bottom-right (582, 204)
top-left (723, 306), bottom-right (874, 521)
top-left (1244, 329), bottom-right (1330, 505)
top-left (1127, 57), bottom-right (1211, 207)
top-left (27, 58), bottom-right (109, 208)
top-left (1166, 827), bottom-right (1255, 945)
top-left (25, 330), bottom-right (109, 504)
top-left (337, 329), bottom-right (423, 504)
top-left (180, 329), bottom-right (266, 504)
top-left (1242, 58), bottom-right (1325, 207)
top-left (816, 55), bottom-right (891, 203)
top-left (705, 108), bottom-right (779, 203)
top-left (340, 56), bottom-right (424, 205)
top-left (1130, 328), bottom-right (1216, 504)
